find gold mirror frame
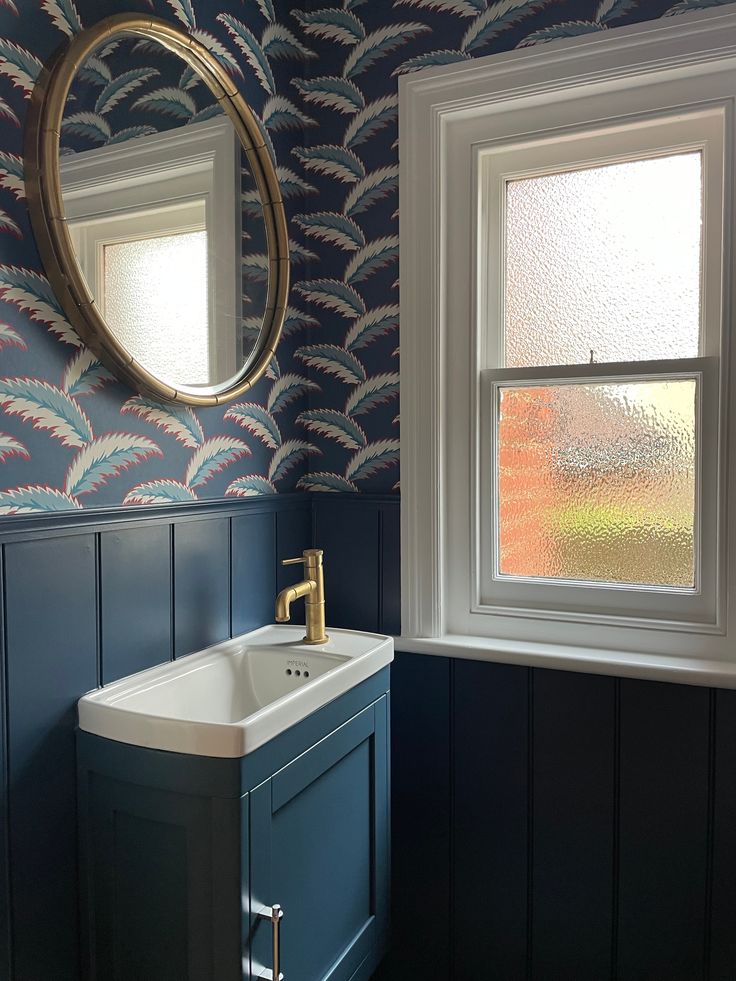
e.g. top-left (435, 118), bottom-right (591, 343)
top-left (25, 14), bottom-right (289, 406)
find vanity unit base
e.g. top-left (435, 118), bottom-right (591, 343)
top-left (77, 669), bottom-right (390, 981)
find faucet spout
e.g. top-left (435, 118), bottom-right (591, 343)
top-left (275, 549), bottom-right (329, 645)
top-left (275, 579), bottom-right (316, 623)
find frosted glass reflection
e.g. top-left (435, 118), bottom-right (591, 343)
top-left (505, 153), bottom-right (702, 367)
top-left (104, 231), bottom-right (209, 386)
top-left (497, 379), bottom-right (696, 586)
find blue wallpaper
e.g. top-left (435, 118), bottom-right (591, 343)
top-left (0, 0), bottom-right (732, 511)
top-left (0, 0), bottom-right (317, 511)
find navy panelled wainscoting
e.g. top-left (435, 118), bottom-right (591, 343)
top-left (311, 497), bottom-right (736, 981)
top-left (0, 494), bottom-right (313, 980)
top-left (381, 662), bottom-right (736, 981)
top-left (1, 492), bottom-right (736, 980)
top-left (313, 495), bottom-right (401, 638)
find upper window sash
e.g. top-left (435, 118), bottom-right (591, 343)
top-left (478, 107), bottom-right (725, 373)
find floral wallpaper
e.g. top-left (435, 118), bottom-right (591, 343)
top-left (0, 0), bottom-right (731, 512)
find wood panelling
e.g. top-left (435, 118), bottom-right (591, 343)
top-left (1, 493), bottom-right (735, 981)
top-left (275, 501), bottom-right (313, 592)
top-left (617, 680), bottom-right (710, 981)
top-left (532, 670), bottom-right (616, 981)
top-left (100, 524), bottom-right (172, 683)
top-left (232, 510), bottom-right (276, 635)
top-left (173, 517), bottom-right (231, 657)
top-left (0, 495), bottom-right (311, 981)
top-left (4, 535), bottom-right (97, 979)
top-left (309, 496), bottom-right (736, 981)
top-left (710, 689), bottom-right (736, 981)
top-left (314, 497), bottom-right (380, 632)
top-left (388, 655), bottom-right (736, 981)
top-left (379, 502), bottom-right (400, 638)
top-left (453, 660), bottom-right (530, 980)
top-left (0, 547), bottom-right (9, 981)
top-left (385, 653), bottom-right (451, 981)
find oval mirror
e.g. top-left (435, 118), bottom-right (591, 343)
top-left (25, 14), bottom-right (288, 405)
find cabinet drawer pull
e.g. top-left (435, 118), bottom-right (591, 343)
top-left (258, 903), bottom-right (284, 980)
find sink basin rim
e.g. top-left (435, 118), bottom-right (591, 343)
top-left (78, 624), bottom-right (393, 758)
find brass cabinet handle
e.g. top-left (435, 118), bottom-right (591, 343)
top-left (258, 904), bottom-right (284, 980)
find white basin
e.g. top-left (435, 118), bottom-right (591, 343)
top-left (78, 624), bottom-right (393, 758)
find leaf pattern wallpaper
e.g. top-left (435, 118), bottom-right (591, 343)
top-left (0, 0), bottom-right (731, 512)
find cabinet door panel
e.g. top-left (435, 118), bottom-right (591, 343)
top-left (81, 772), bottom-right (243, 981)
top-left (250, 698), bottom-right (389, 981)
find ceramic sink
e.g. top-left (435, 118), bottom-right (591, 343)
top-left (77, 624), bottom-right (393, 758)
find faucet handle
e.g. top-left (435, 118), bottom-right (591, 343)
top-left (281, 548), bottom-right (324, 567)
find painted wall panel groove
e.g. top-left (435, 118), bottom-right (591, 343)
top-left (94, 534), bottom-right (102, 690)
top-left (453, 660), bottom-right (529, 980)
top-left (168, 522), bottom-right (175, 664)
top-left (100, 524), bottom-right (173, 684)
top-left (611, 678), bottom-right (622, 981)
top-left (447, 657), bottom-right (455, 981)
top-left (275, 502), bottom-right (313, 593)
top-left (614, 680), bottom-right (709, 981)
top-left (710, 689), bottom-right (736, 980)
top-left (228, 517), bottom-right (234, 641)
top-left (232, 510), bottom-right (277, 636)
top-left (0, 545), bottom-right (10, 980)
top-left (313, 500), bottom-right (379, 633)
top-left (173, 518), bottom-right (230, 658)
top-left (526, 668), bottom-right (534, 981)
top-left (379, 504), bottom-right (400, 637)
top-left (704, 689), bottom-right (717, 980)
top-left (5, 535), bottom-right (98, 979)
top-left (531, 670), bottom-right (615, 981)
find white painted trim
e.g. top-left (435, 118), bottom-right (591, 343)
top-left (399, 74), bottom-right (445, 638)
top-left (394, 635), bottom-right (736, 690)
top-left (399, 6), bottom-right (736, 677)
top-left (61, 118), bottom-right (241, 385)
top-left (60, 116), bottom-right (235, 198)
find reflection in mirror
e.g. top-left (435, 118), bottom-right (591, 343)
top-left (58, 31), bottom-right (268, 392)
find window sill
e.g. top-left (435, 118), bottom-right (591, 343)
top-left (394, 634), bottom-right (736, 689)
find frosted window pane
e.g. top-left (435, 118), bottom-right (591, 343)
top-left (504, 153), bottom-right (702, 367)
top-left (497, 379), bottom-right (696, 587)
top-left (104, 231), bottom-right (209, 386)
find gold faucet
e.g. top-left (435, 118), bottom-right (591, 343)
top-left (275, 548), bottom-right (329, 645)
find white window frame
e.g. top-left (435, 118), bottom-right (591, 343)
top-left (399, 7), bottom-right (736, 684)
top-left (60, 117), bottom-right (241, 385)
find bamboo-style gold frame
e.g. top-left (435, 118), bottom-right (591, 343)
top-left (25, 14), bottom-right (289, 405)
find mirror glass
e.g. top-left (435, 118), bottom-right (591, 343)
top-left (58, 31), bottom-right (269, 393)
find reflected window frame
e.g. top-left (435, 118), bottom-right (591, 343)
top-left (60, 116), bottom-right (241, 389)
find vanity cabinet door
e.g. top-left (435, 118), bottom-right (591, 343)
top-left (79, 772), bottom-right (244, 981)
top-left (249, 696), bottom-right (389, 981)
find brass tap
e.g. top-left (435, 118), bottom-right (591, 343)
top-left (275, 548), bottom-right (329, 645)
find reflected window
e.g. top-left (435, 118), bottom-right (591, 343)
top-left (60, 117), bottom-right (242, 390)
top-left (104, 227), bottom-right (209, 385)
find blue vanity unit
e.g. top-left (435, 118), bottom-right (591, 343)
top-left (76, 625), bottom-right (392, 981)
